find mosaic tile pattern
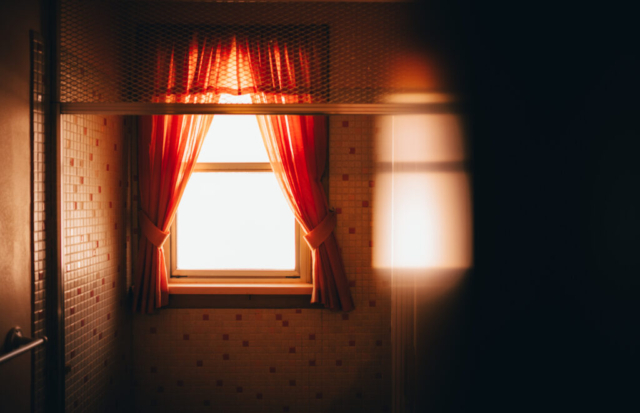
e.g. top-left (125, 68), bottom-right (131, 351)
top-left (132, 116), bottom-right (391, 412)
top-left (62, 114), bottom-right (133, 413)
top-left (31, 32), bottom-right (48, 413)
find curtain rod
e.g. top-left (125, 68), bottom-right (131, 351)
top-left (60, 102), bottom-right (459, 116)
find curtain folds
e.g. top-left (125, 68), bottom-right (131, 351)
top-left (135, 26), bottom-right (353, 312)
top-left (257, 116), bottom-right (354, 311)
top-left (134, 114), bottom-right (213, 313)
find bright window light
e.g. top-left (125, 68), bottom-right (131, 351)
top-left (197, 115), bottom-right (269, 163)
top-left (176, 172), bottom-right (295, 270)
top-left (174, 107), bottom-right (299, 274)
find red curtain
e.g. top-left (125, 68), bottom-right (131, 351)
top-left (135, 28), bottom-right (353, 312)
top-left (258, 115), bottom-right (354, 311)
top-left (134, 114), bottom-right (212, 313)
top-left (153, 31), bottom-right (324, 103)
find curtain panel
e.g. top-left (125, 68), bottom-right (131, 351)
top-left (134, 27), bottom-right (353, 312)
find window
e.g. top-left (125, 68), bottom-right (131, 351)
top-left (168, 97), bottom-right (310, 286)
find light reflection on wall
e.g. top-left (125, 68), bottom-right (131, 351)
top-left (373, 108), bottom-right (472, 272)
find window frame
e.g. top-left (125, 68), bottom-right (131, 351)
top-left (167, 117), bottom-right (311, 286)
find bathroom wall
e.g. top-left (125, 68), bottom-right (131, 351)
top-left (0, 1), bottom-right (44, 412)
top-left (61, 114), bottom-right (133, 412)
top-left (132, 115), bottom-right (392, 413)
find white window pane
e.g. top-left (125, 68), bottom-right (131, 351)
top-left (197, 115), bottom-right (269, 163)
top-left (176, 172), bottom-right (295, 270)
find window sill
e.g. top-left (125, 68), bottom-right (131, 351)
top-left (168, 282), bottom-right (313, 296)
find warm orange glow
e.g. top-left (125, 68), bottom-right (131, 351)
top-left (373, 112), bottom-right (472, 271)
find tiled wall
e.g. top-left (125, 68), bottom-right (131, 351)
top-left (31, 32), bottom-right (48, 413)
top-left (132, 115), bottom-right (391, 412)
top-left (62, 114), bottom-right (133, 412)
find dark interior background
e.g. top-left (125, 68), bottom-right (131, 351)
top-left (412, 0), bottom-right (639, 411)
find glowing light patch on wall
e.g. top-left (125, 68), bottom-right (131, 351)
top-left (373, 111), bottom-right (472, 270)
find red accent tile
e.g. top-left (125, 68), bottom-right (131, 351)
top-left (80, 177), bottom-right (84, 184)
top-left (95, 139), bottom-right (99, 146)
top-left (235, 314), bottom-right (242, 321)
top-left (342, 174), bottom-right (349, 181)
top-left (183, 334), bottom-right (189, 341)
top-left (369, 180), bottom-right (375, 187)
top-left (106, 164), bottom-right (110, 171)
top-left (38, 271), bottom-right (44, 280)
top-left (70, 307), bottom-right (75, 315)
top-left (336, 207), bottom-right (342, 214)
top-left (349, 228), bottom-right (356, 234)
top-left (77, 288), bottom-right (82, 295)
top-left (309, 360), bottom-right (316, 366)
top-left (114, 144), bottom-right (117, 151)
top-left (196, 360), bottom-right (203, 367)
top-left (349, 340), bottom-right (356, 346)
top-left (342, 313), bottom-right (349, 321)
top-left (243, 340), bottom-right (249, 347)
top-left (282, 320), bottom-right (289, 327)
top-left (90, 290), bottom-right (94, 297)
top-left (98, 186), bottom-right (101, 193)
top-left (83, 127), bottom-right (87, 135)
top-left (257, 393), bottom-right (263, 400)
top-left (114, 223), bottom-right (118, 230)
top-left (71, 350), bottom-right (76, 359)
top-left (369, 240), bottom-right (373, 248)
top-left (370, 300), bottom-right (377, 307)
top-left (223, 354), bottom-right (229, 360)
top-left (96, 295), bottom-right (100, 302)
top-left (349, 280), bottom-right (356, 287)
top-left (202, 314), bottom-right (209, 321)
top-left (223, 334), bottom-right (229, 341)
top-left (349, 147), bottom-right (356, 154)
top-left (89, 153), bottom-right (93, 161)
top-left (81, 319), bottom-right (85, 327)
top-left (269, 367), bottom-right (276, 373)
top-left (342, 121), bottom-right (349, 127)
top-left (70, 158), bottom-right (75, 167)
top-left (336, 360), bottom-right (343, 366)
top-left (109, 201), bottom-right (112, 208)
top-left (93, 329), bottom-right (97, 336)
top-left (362, 200), bottom-right (369, 207)
top-left (289, 380), bottom-right (296, 386)
top-left (112, 281), bottom-right (116, 288)
top-left (216, 380), bottom-right (223, 387)
top-left (295, 309), bottom-right (302, 314)
top-left (276, 314), bottom-right (282, 320)
top-left (103, 118), bottom-right (107, 126)
top-left (89, 194), bottom-right (93, 201)
top-left (289, 347), bottom-right (296, 354)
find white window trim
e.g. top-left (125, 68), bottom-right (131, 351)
top-left (166, 150), bottom-right (312, 294)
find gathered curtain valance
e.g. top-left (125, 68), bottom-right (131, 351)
top-left (134, 28), bottom-right (354, 314)
top-left (152, 27), bottom-right (327, 104)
